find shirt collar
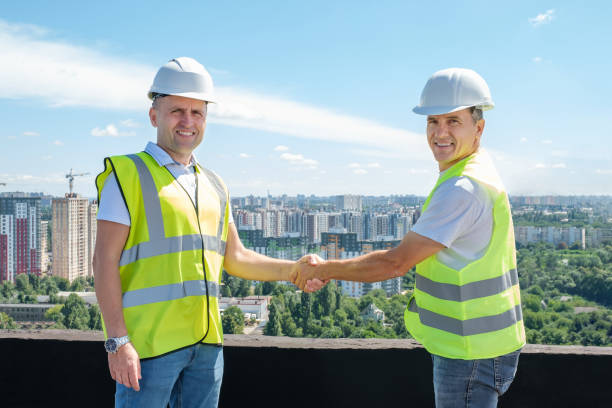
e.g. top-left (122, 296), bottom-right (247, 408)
top-left (144, 142), bottom-right (199, 168)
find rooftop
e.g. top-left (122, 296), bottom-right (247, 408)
top-left (2, 330), bottom-right (611, 407)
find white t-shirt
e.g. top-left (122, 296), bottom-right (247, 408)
top-left (412, 174), bottom-right (493, 270)
top-left (97, 142), bottom-right (234, 226)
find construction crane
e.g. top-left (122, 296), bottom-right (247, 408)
top-left (66, 169), bottom-right (89, 195)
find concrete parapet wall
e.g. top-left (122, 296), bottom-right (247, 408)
top-left (2, 330), bottom-right (611, 407)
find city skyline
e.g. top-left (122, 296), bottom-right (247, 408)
top-left (1, 3), bottom-right (612, 197)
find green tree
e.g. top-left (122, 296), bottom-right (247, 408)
top-left (222, 306), bottom-right (245, 334)
top-left (61, 293), bottom-right (90, 330)
top-left (280, 313), bottom-right (301, 337)
top-left (0, 312), bottom-right (17, 329)
top-left (89, 304), bottom-right (103, 330)
top-left (70, 277), bottom-right (87, 292)
top-left (1, 281), bottom-right (16, 300)
top-left (52, 276), bottom-right (70, 291)
top-left (316, 282), bottom-right (337, 317)
top-left (28, 274), bottom-right (41, 293)
top-left (15, 274), bottom-right (32, 294)
top-left (261, 281), bottom-right (278, 295)
top-left (45, 305), bottom-right (65, 328)
top-left (299, 291), bottom-right (313, 332)
top-left (264, 302), bottom-right (282, 336)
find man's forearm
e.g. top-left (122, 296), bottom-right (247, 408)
top-left (318, 250), bottom-right (404, 282)
top-left (94, 261), bottom-right (129, 338)
top-left (299, 232), bottom-right (444, 286)
top-left (224, 248), bottom-right (293, 281)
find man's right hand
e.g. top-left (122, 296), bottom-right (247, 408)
top-left (108, 342), bottom-right (142, 391)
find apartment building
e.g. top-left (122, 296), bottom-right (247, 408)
top-left (52, 194), bottom-right (97, 282)
top-left (0, 193), bottom-right (42, 282)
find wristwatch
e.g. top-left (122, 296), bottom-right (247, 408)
top-left (104, 335), bottom-right (130, 353)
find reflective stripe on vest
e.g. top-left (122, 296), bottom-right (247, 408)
top-left (121, 154), bottom-right (227, 264)
top-left (120, 154), bottom-right (227, 308)
top-left (408, 299), bottom-right (523, 337)
top-left (415, 268), bottom-right (518, 302)
top-left (123, 280), bottom-right (221, 308)
top-left (95, 150), bottom-right (230, 358)
top-left (404, 149), bottom-right (525, 359)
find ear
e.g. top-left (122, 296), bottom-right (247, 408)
top-left (476, 118), bottom-right (485, 135)
top-left (475, 119), bottom-right (485, 141)
top-left (149, 106), bottom-right (158, 128)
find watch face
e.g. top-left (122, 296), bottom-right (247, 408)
top-left (105, 338), bottom-right (117, 353)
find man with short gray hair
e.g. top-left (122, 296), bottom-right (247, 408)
top-left (293, 68), bottom-right (525, 407)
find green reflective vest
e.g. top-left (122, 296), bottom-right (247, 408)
top-left (404, 150), bottom-right (525, 359)
top-left (96, 151), bottom-right (230, 359)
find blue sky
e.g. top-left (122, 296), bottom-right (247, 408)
top-left (1, 1), bottom-right (611, 198)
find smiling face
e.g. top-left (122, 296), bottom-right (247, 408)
top-left (426, 108), bottom-right (484, 171)
top-left (149, 95), bottom-right (207, 165)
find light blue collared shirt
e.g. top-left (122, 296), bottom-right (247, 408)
top-left (97, 142), bottom-right (233, 226)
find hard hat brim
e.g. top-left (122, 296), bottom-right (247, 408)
top-left (413, 103), bottom-right (494, 116)
top-left (147, 90), bottom-right (216, 104)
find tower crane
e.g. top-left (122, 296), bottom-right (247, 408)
top-left (66, 169), bottom-right (90, 195)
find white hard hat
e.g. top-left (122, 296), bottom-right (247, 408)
top-left (148, 57), bottom-right (216, 103)
top-left (413, 68), bottom-right (494, 115)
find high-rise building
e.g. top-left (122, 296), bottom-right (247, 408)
top-left (0, 194), bottom-right (42, 282)
top-left (40, 220), bottom-right (50, 274)
top-left (335, 195), bottom-right (362, 211)
top-left (52, 194), bottom-right (97, 282)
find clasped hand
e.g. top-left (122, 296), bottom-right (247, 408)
top-left (290, 254), bottom-right (328, 292)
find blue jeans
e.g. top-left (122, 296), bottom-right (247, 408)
top-left (432, 349), bottom-right (521, 408)
top-left (115, 343), bottom-right (223, 408)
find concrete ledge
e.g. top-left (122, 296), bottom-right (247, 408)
top-left (3, 329), bottom-right (612, 354)
top-left (2, 330), bottom-right (612, 407)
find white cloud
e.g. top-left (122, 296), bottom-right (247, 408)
top-left (91, 123), bottom-right (135, 137)
top-left (0, 19), bottom-right (428, 159)
top-left (279, 152), bottom-right (318, 168)
top-left (120, 119), bottom-right (142, 128)
top-left (273, 145), bottom-right (289, 152)
top-left (520, 137), bottom-right (528, 143)
top-left (529, 9), bottom-right (555, 27)
top-left (542, 140), bottom-right (553, 144)
top-left (348, 163), bottom-right (361, 168)
top-left (532, 57), bottom-right (543, 63)
top-left (91, 124), bottom-right (119, 137)
top-left (367, 162), bottom-right (381, 168)
top-left (42, 155), bottom-right (52, 160)
top-left (23, 131), bottom-right (39, 136)
top-left (239, 153), bottom-right (252, 158)
top-left (595, 169), bottom-right (612, 174)
top-left (353, 169), bottom-right (368, 175)
top-left (534, 163), bottom-right (547, 169)
top-left (384, 170), bottom-right (393, 174)
top-left (52, 140), bottom-right (63, 146)
top-left (7, 135), bottom-right (16, 140)
top-left (551, 163), bottom-right (566, 169)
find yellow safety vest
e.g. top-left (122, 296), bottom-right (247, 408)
top-left (96, 151), bottom-right (230, 359)
top-left (404, 150), bottom-right (525, 359)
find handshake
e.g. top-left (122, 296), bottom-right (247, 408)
top-left (289, 254), bottom-right (329, 293)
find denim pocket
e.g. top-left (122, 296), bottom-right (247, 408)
top-left (495, 349), bottom-right (521, 395)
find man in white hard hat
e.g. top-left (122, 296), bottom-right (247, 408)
top-left (292, 68), bottom-right (525, 407)
top-left (93, 57), bottom-right (323, 407)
